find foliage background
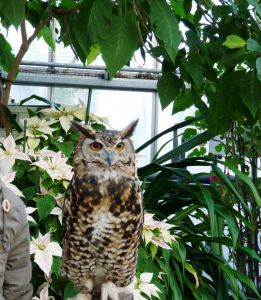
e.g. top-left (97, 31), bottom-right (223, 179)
top-left (2, 0), bottom-right (261, 299)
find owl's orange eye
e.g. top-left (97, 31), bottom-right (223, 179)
top-left (90, 142), bottom-right (102, 151)
top-left (116, 142), bottom-right (124, 151)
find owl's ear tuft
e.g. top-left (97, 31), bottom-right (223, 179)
top-left (121, 119), bottom-right (139, 138)
top-left (71, 121), bottom-right (96, 138)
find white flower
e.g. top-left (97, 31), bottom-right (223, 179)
top-left (25, 206), bottom-right (37, 223)
top-left (39, 100), bottom-right (85, 134)
top-left (33, 282), bottom-right (54, 300)
top-left (50, 197), bottom-right (63, 225)
top-left (16, 116), bottom-right (59, 141)
top-left (0, 172), bottom-right (24, 197)
top-left (56, 168), bottom-right (74, 181)
top-left (134, 273), bottom-right (161, 300)
top-left (32, 153), bottom-right (72, 182)
top-left (143, 213), bottom-right (179, 250)
top-left (30, 231), bottom-right (62, 276)
top-left (28, 146), bottom-right (57, 160)
top-left (0, 134), bottom-right (31, 169)
top-left (40, 99), bottom-right (113, 133)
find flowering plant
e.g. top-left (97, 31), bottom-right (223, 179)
top-left (0, 98), bottom-right (185, 300)
top-left (2, 97), bottom-right (259, 300)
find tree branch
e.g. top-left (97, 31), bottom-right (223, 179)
top-left (132, 0), bottom-right (162, 64)
top-left (63, 15), bottom-right (79, 60)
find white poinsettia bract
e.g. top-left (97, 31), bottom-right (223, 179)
top-left (30, 231), bottom-right (62, 276)
top-left (143, 213), bottom-right (179, 250)
top-left (134, 272), bottom-right (161, 300)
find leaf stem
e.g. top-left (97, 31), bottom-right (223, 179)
top-left (35, 156), bottom-right (40, 194)
top-left (132, 0), bottom-right (162, 64)
top-left (85, 87), bottom-right (93, 125)
top-left (23, 119), bottom-right (27, 153)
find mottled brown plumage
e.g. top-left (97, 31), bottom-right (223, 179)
top-left (60, 120), bottom-right (144, 300)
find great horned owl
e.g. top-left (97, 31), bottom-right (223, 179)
top-left (60, 120), bottom-right (144, 300)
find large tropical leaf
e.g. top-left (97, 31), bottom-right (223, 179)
top-left (100, 13), bottom-right (138, 79)
top-left (150, 0), bottom-right (182, 64)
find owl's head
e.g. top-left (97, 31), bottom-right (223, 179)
top-left (71, 120), bottom-right (138, 178)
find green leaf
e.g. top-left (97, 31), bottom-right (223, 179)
top-left (74, 0), bottom-right (112, 57)
top-left (191, 87), bottom-right (209, 122)
top-left (24, 186), bottom-right (35, 201)
top-left (172, 89), bottom-right (193, 115)
top-left (213, 259), bottom-right (239, 298)
top-left (256, 57), bottom-right (261, 76)
top-left (181, 58), bottom-right (204, 89)
top-left (36, 194), bottom-right (56, 220)
top-left (194, 6), bottom-right (203, 23)
top-left (41, 25), bottom-right (55, 51)
top-left (27, 109), bottom-right (37, 118)
top-left (220, 48), bottom-right (247, 66)
top-left (53, 185), bottom-right (59, 197)
top-left (0, 33), bottom-right (15, 73)
top-left (138, 130), bottom-right (215, 177)
top-left (246, 0), bottom-right (261, 17)
top-left (202, 64), bottom-right (218, 84)
top-left (137, 246), bottom-right (148, 270)
top-left (150, 243), bottom-right (158, 259)
top-left (214, 206), bottom-right (238, 260)
top-left (70, 27), bottom-right (87, 65)
top-left (183, 0), bottom-right (192, 14)
top-left (2, 0), bottom-right (24, 28)
top-left (245, 51), bottom-right (258, 69)
top-left (239, 71), bottom-right (261, 117)
top-left (2, 106), bottom-right (23, 133)
top-left (12, 165), bottom-right (24, 179)
top-left (231, 269), bottom-right (261, 298)
top-left (182, 235), bottom-right (261, 264)
top-left (247, 39), bottom-right (261, 51)
top-left (157, 73), bottom-right (181, 110)
top-left (136, 115), bottom-right (204, 153)
top-left (185, 30), bottom-right (202, 54)
top-left (41, 177), bottom-right (53, 190)
top-left (44, 215), bottom-right (60, 232)
top-left (20, 94), bottom-right (60, 108)
top-left (51, 138), bottom-right (75, 158)
top-left (223, 35), bottom-right (246, 49)
top-left (150, 0), bottom-right (182, 64)
top-left (51, 256), bottom-right (61, 279)
top-left (87, 43), bottom-right (100, 65)
top-left (63, 281), bottom-right (79, 300)
top-left (59, 0), bottom-right (76, 9)
top-left (143, 258), bottom-right (161, 281)
top-left (100, 13), bottom-right (138, 79)
top-left (217, 70), bottom-right (246, 117)
top-left (182, 128), bottom-right (197, 140)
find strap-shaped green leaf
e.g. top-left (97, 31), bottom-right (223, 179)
top-left (136, 115), bottom-right (204, 153)
top-left (20, 94), bottom-right (61, 108)
top-left (2, 105), bottom-right (23, 133)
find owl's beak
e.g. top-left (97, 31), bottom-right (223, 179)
top-left (107, 152), bottom-right (112, 167)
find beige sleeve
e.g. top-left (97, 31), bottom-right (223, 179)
top-left (3, 203), bottom-right (33, 300)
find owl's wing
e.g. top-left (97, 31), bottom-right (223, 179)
top-left (61, 180), bottom-right (73, 240)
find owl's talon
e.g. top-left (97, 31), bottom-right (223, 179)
top-left (90, 290), bottom-right (101, 298)
top-left (81, 287), bottom-right (89, 294)
top-left (75, 293), bottom-right (92, 300)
